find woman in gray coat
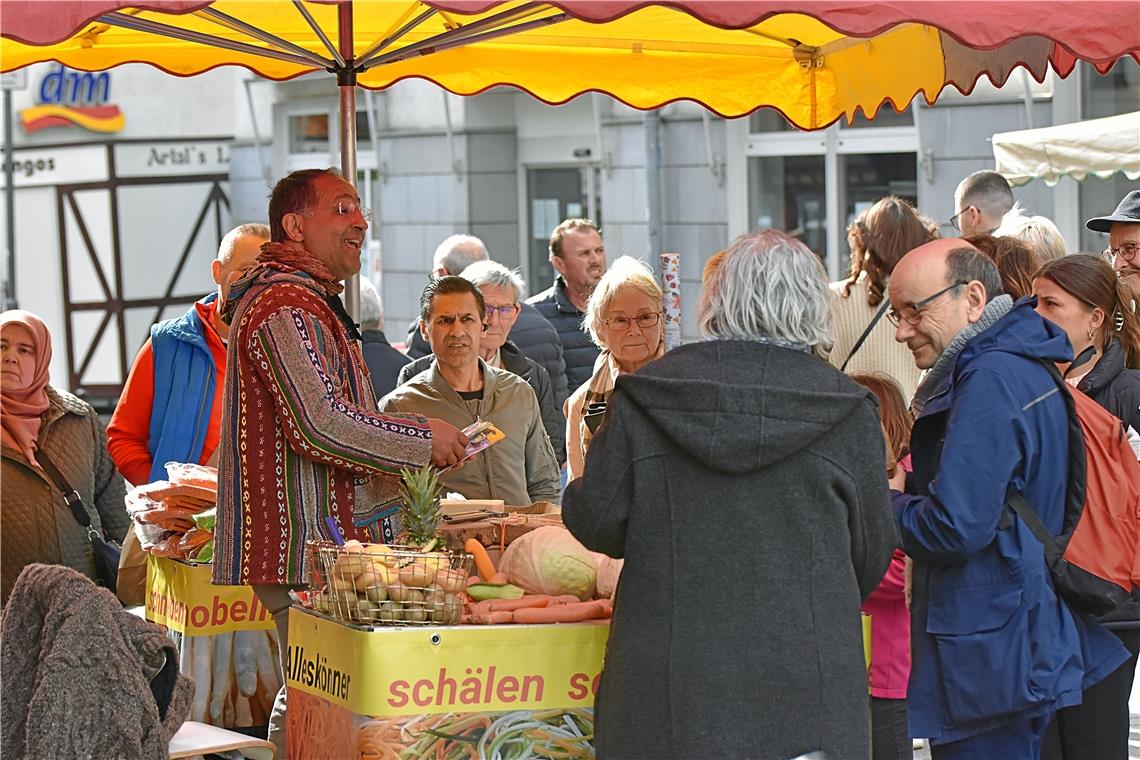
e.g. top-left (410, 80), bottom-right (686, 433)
top-left (563, 231), bottom-right (898, 760)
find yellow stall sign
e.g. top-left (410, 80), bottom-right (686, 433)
top-left (146, 555), bottom-right (275, 636)
top-left (287, 608), bottom-right (609, 717)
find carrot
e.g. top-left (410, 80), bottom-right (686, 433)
top-left (547, 595), bottom-right (582, 606)
top-left (467, 595), bottom-right (552, 614)
top-left (596, 598), bottom-right (614, 616)
top-left (464, 539), bottom-right (497, 582)
top-left (466, 610), bottom-right (515, 625)
top-left (512, 601), bottom-right (609, 624)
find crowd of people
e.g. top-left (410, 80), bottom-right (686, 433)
top-left (2, 163), bottom-right (1139, 760)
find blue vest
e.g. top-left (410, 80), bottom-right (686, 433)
top-left (146, 295), bottom-right (218, 483)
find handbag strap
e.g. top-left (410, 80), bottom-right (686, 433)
top-left (840, 298), bottom-right (891, 372)
top-left (34, 447), bottom-right (93, 531)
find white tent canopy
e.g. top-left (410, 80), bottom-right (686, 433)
top-left (993, 111), bottom-right (1140, 187)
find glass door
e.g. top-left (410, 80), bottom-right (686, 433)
top-left (525, 167), bottom-right (601, 296)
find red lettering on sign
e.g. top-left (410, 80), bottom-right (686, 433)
top-left (495, 675), bottom-right (519, 702)
top-left (387, 680), bottom-right (410, 709)
top-left (231, 600), bottom-right (247, 623)
top-left (190, 605), bottom-right (209, 628)
top-left (412, 679), bottom-right (434, 707)
top-left (567, 673), bottom-right (589, 701)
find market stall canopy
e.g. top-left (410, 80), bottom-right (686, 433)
top-left (2, 0), bottom-right (1139, 129)
top-left (993, 111), bottom-right (1140, 187)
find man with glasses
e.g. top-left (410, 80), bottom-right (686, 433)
top-left (381, 276), bottom-right (561, 507)
top-left (212, 168), bottom-right (468, 755)
top-left (951, 170), bottom-right (1015, 237)
top-left (404, 234), bottom-right (569, 407)
top-left (398, 260), bottom-right (566, 465)
top-left (886, 238), bottom-right (1128, 758)
top-left (1087, 189), bottom-right (1140, 301)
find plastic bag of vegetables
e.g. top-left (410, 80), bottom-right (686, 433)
top-left (498, 526), bottom-right (597, 601)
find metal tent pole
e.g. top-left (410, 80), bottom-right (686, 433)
top-left (338, 2), bottom-right (360, 326)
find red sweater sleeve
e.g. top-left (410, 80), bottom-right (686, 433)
top-left (107, 339), bottom-right (156, 486)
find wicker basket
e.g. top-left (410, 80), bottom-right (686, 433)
top-left (306, 540), bottom-right (473, 627)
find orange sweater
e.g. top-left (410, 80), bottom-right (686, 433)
top-left (107, 300), bottom-right (227, 486)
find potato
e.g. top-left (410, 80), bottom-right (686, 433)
top-left (354, 566), bottom-right (391, 595)
top-left (403, 606), bottom-right (427, 623)
top-left (387, 581), bottom-right (411, 603)
top-left (377, 601), bottom-right (398, 623)
top-left (355, 600), bottom-right (378, 623)
top-left (423, 586), bottom-right (446, 620)
top-left (435, 568), bottom-right (468, 594)
top-left (333, 553), bottom-right (366, 581)
top-left (365, 584), bottom-right (388, 603)
top-left (441, 594), bottom-right (463, 625)
top-left (398, 562), bottom-right (437, 588)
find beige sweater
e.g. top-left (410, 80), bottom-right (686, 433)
top-left (828, 276), bottom-right (923, 403)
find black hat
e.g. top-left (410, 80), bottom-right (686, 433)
top-left (1086, 190), bottom-right (1140, 233)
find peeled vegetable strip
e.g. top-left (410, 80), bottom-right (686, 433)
top-left (464, 539), bottom-right (497, 582)
top-left (210, 631), bottom-right (234, 723)
top-left (232, 630), bottom-right (260, 697)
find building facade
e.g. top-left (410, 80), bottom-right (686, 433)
top-left (2, 58), bottom-right (1136, 407)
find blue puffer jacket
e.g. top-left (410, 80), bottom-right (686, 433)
top-left (893, 300), bottom-right (1128, 744)
top-left (526, 277), bottom-right (600, 395)
top-left (147, 295), bottom-right (217, 483)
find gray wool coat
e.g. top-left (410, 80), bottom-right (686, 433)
top-left (563, 340), bottom-right (898, 760)
top-left (1, 563), bottom-right (193, 759)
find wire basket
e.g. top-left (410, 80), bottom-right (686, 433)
top-left (306, 540), bottom-right (473, 627)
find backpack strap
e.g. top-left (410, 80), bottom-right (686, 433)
top-left (1008, 360), bottom-right (1089, 539)
top-left (840, 299), bottom-right (890, 372)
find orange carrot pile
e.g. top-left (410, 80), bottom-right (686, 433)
top-left (461, 594), bottom-right (611, 625)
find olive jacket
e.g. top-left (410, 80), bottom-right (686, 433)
top-left (1, 386), bottom-right (129, 605)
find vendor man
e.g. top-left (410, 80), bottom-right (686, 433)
top-left (213, 168), bottom-right (467, 755)
top-left (380, 276), bottom-right (561, 507)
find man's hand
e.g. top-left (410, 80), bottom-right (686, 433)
top-left (427, 418), bottom-right (468, 469)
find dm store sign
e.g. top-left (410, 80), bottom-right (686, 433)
top-left (21, 64), bottom-right (124, 134)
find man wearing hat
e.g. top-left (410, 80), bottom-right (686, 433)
top-left (1088, 189), bottom-right (1140, 300)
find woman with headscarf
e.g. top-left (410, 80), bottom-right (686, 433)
top-left (1, 310), bottom-right (128, 604)
top-left (562, 231), bottom-right (898, 759)
top-left (564, 256), bottom-right (665, 481)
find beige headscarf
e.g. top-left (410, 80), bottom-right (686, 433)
top-left (0, 310), bottom-right (53, 466)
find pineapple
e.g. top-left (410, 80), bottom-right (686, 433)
top-left (398, 465), bottom-right (444, 551)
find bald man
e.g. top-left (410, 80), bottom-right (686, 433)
top-left (885, 239), bottom-right (1127, 758)
top-left (109, 223), bottom-right (269, 487)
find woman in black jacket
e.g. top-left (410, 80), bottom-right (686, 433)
top-left (1032, 252), bottom-right (1140, 760)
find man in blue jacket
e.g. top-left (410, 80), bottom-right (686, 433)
top-left (886, 238), bottom-right (1127, 758)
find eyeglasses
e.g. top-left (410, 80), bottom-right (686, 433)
top-left (601, 312), bottom-right (662, 331)
top-left (948, 206), bottom-right (974, 232)
top-left (299, 201), bottom-right (373, 222)
top-left (887, 280), bottom-right (969, 326)
top-left (1103, 242), bottom-right (1140, 264)
top-left (483, 304), bottom-right (519, 320)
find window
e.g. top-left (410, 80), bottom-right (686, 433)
top-left (288, 111), bottom-right (374, 154)
top-left (748, 155), bottom-right (826, 256)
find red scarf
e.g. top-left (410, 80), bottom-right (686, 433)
top-left (257, 241), bottom-right (344, 296)
top-left (0, 310), bottom-right (52, 466)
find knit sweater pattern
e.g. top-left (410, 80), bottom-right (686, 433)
top-left (213, 262), bottom-right (432, 586)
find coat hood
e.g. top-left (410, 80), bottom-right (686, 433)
top-left (615, 340), bottom-right (876, 474)
top-left (957, 297), bottom-right (1073, 369)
